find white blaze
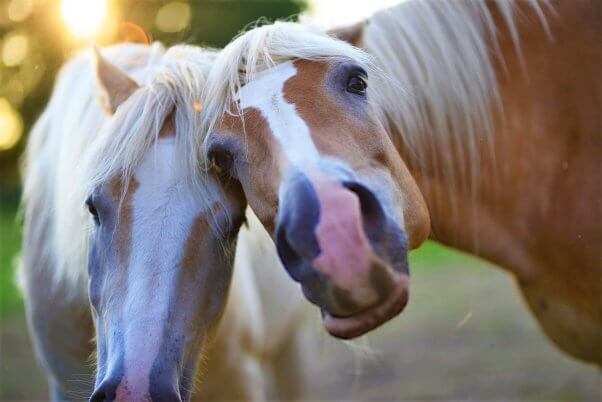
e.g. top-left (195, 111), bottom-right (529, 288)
top-left (120, 138), bottom-right (202, 396)
top-left (237, 61), bottom-right (319, 166)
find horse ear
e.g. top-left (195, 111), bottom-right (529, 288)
top-left (328, 21), bottom-right (366, 47)
top-left (92, 46), bottom-right (139, 114)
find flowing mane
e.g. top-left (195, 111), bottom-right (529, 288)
top-left (22, 43), bottom-right (217, 292)
top-left (363, 0), bottom-right (550, 195)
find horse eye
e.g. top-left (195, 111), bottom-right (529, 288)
top-left (346, 75), bottom-right (367, 95)
top-left (208, 149), bottom-right (233, 176)
top-left (86, 198), bottom-right (100, 225)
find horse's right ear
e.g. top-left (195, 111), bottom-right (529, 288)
top-left (92, 46), bottom-right (139, 115)
top-left (328, 21), bottom-right (366, 47)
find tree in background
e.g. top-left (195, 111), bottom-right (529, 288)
top-left (0, 0), bottom-right (306, 198)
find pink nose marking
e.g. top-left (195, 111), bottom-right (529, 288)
top-left (308, 172), bottom-right (375, 291)
top-left (116, 377), bottom-right (151, 402)
top-left (115, 329), bottom-right (160, 402)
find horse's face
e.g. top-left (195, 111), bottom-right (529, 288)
top-left (87, 140), bottom-right (244, 402)
top-left (87, 51), bottom-right (245, 402)
top-left (205, 59), bottom-right (429, 338)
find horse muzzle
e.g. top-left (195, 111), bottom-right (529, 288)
top-left (90, 318), bottom-right (194, 402)
top-left (275, 168), bottom-right (410, 338)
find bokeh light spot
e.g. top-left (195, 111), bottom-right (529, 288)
top-left (7, 0), bottom-right (33, 22)
top-left (156, 2), bottom-right (191, 33)
top-left (2, 33), bottom-right (29, 67)
top-left (0, 98), bottom-right (23, 151)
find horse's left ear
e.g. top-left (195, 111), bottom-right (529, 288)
top-left (328, 21), bottom-right (366, 47)
top-left (92, 46), bottom-right (139, 115)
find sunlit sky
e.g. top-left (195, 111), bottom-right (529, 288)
top-left (309, 0), bottom-right (404, 26)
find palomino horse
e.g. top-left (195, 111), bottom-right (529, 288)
top-left (200, 0), bottom-right (600, 364)
top-left (20, 42), bottom-right (308, 401)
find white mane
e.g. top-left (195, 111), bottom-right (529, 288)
top-left (22, 43), bottom-right (217, 292)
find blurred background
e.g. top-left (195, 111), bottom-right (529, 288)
top-left (0, 0), bottom-right (599, 400)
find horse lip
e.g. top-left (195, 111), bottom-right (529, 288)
top-left (322, 273), bottom-right (409, 339)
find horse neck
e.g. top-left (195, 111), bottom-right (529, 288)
top-left (368, 1), bottom-right (596, 266)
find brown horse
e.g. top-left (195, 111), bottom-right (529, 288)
top-left (200, 0), bottom-right (600, 364)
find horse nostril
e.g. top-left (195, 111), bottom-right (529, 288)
top-left (275, 221), bottom-right (320, 284)
top-left (90, 379), bottom-right (117, 402)
top-left (275, 223), bottom-right (302, 280)
top-left (89, 391), bottom-right (105, 402)
top-left (343, 181), bottom-right (387, 240)
top-left (275, 171), bottom-right (322, 284)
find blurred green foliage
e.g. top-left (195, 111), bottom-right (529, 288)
top-left (409, 240), bottom-right (481, 271)
top-left (0, 200), bottom-right (22, 317)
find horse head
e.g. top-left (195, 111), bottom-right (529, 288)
top-left (202, 24), bottom-right (430, 339)
top-left (86, 48), bottom-right (245, 401)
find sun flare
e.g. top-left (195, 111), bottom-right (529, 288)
top-left (61, 0), bottom-right (108, 40)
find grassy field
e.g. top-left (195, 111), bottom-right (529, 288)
top-left (0, 202), bottom-right (599, 401)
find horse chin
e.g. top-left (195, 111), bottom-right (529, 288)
top-left (321, 273), bottom-right (409, 339)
